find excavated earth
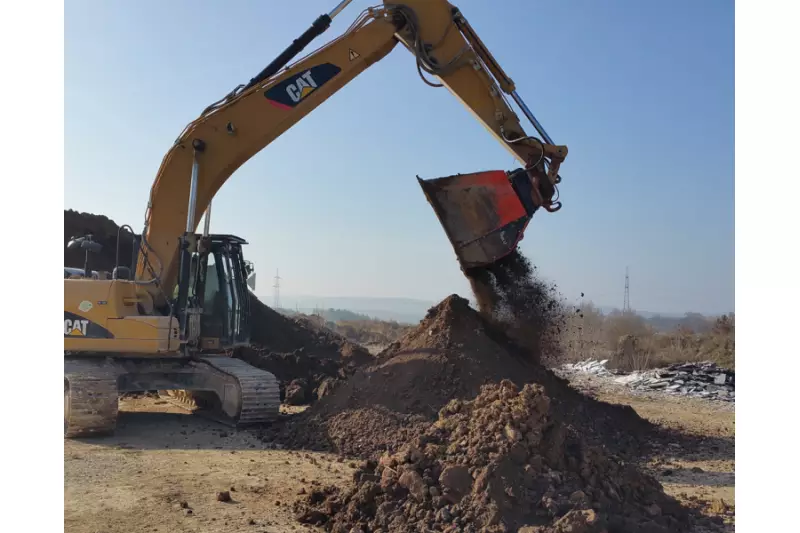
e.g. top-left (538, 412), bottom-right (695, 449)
top-left (64, 209), bottom-right (137, 272)
top-left (281, 296), bottom-right (699, 532)
top-left (293, 380), bottom-right (691, 533)
top-left (265, 295), bottom-right (654, 461)
top-left (237, 297), bottom-right (372, 403)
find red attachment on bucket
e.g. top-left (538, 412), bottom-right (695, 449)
top-left (418, 170), bottom-right (532, 271)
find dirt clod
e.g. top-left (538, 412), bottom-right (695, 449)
top-left (216, 491), bottom-right (231, 502)
top-left (285, 379), bottom-right (309, 406)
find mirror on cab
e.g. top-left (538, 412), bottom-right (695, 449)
top-left (245, 260), bottom-right (256, 291)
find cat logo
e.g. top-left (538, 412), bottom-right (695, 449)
top-left (65, 318), bottom-right (89, 336)
top-left (264, 63), bottom-right (342, 110)
top-left (286, 71), bottom-right (319, 103)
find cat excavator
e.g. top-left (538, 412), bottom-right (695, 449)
top-left (64, 0), bottom-right (569, 437)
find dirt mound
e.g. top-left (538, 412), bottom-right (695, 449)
top-left (64, 209), bottom-right (137, 272)
top-left (294, 380), bottom-right (690, 533)
top-left (268, 294), bottom-right (652, 458)
top-left (241, 299), bottom-right (373, 404)
top-left (249, 297), bottom-right (371, 364)
top-left (237, 346), bottom-right (354, 404)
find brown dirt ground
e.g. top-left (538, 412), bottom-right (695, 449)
top-left (565, 375), bottom-right (735, 532)
top-left (64, 380), bottom-right (734, 532)
top-left (64, 397), bottom-right (352, 533)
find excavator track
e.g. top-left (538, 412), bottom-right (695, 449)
top-left (64, 362), bottom-right (120, 438)
top-left (65, 355), bottom-right (280, 438)
top-left (195, 355), bottom-right (281, 426)
top-left (158, 357), bottom-right (281, 426)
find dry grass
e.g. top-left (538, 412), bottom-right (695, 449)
top-left (328, 319), bottom-right (414, 347)
top-left (556, 303), bottom-right (735, 371)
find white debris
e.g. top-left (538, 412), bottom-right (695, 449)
top-left (561, 359), bottom-right (613, 376)
top-left (561, 359), bottom-right (735, 402)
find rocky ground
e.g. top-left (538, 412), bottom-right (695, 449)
top-left (65, 366), bottom-right (733, 533)
top-left (559, 372), bottom-right (735, 532)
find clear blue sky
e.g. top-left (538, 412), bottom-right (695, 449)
top-left (65, 0), bottom-right (734, 315)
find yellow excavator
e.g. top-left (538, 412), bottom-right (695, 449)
top-left (64, 0), bottom-right (569, 437)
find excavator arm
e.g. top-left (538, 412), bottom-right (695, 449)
top-left (135, 0), bottom-right (569, 305)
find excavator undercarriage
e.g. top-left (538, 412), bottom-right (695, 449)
top-left (64, 231), bottom-right (281, 438)
top-left (64, 356), bottom-right (280, 437)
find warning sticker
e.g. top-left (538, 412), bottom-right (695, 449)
top-left (348, 48), bottom-right (360, 61)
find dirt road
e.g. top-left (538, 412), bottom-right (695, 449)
top-left (65, 380), bottom-right (734, 532)
top-left (64, 397), bottom-right (351, 533)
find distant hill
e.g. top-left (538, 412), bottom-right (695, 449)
top-left (595, 306), bottom-right (721, 333)
top-left (276, 307), bottom-right (379, 323)
top-left (265, 295), bottom-right (436, 324)
top-left (268, 295), bottom-right (729, 330)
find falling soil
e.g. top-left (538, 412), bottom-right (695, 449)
top-left (293, 380), bottom-right (691, 533)
top-left (465, 249), bottom-right (565, 364)
top-left (267, 294), bottom-right (653, 460)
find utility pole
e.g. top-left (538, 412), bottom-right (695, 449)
top-left (273, 269), bottom-right (282, 310)
top-left (623, 266), bottom-right (631, 314)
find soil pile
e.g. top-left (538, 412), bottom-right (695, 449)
top-left (294, 380), bottom-right (689, 533)
top-left (269, 295), bottom-right (652, 459)
top-left (248, 297), bottom-right (371, 364)
top-left (64, 209), bottom-right (137, 272)
top-left (242, 298), bottom-right (373, 403)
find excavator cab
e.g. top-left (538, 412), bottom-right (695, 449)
top-left (174, 234), bottom-right (252, 353)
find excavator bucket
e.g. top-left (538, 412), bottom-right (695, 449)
top-left (418, 170), bottom-right (535, 271)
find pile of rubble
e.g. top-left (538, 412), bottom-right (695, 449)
top-left (560, 359), bottom-right (735, 402)
top-left (560, 359), bottom-right (615, 377)
top-left (617, 362), bottom-right (734, 402)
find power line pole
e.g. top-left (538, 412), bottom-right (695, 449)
top-left (273, 269), bottom-right (282, 310)
top-left (623, 266), bottom-right (631, 314)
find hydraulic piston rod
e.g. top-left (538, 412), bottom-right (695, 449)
top-left (510, 90), bottom-right (554, 146)
top-left (186, 139), bottom-right (205, 233)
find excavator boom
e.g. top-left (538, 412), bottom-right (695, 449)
top-left (136, 0), bottom-right (568, 303)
